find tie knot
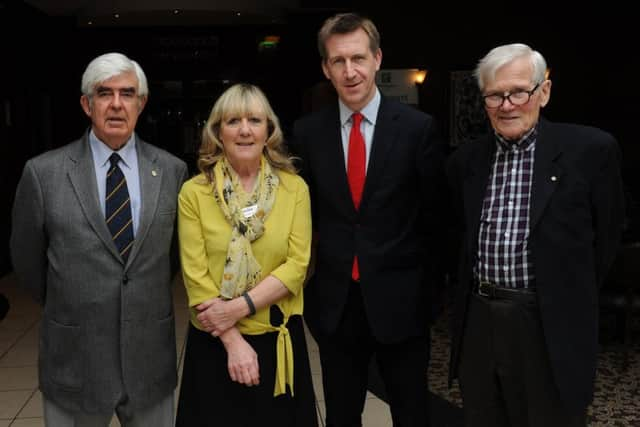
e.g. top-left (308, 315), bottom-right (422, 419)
top-left (352, 112), bottom-right (363, 126)
top-left (109, 153), bottom-right (122, 169)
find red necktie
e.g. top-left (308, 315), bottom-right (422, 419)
top-left (347, 112), bottom-right (365, 281)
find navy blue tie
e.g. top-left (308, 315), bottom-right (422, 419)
top-left (106, 153), bottom-right (134, 261)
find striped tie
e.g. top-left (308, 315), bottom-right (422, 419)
top-left (106, 153), bottom-right (134, 261)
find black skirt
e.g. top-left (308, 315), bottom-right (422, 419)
top-left (175, 308), bottom-right (318, 427)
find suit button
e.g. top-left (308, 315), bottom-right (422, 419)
top-left (123, 275), bottom-right (129, 285)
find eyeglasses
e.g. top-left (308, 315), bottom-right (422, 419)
top-left (482, 83), bottom-right (541, 108)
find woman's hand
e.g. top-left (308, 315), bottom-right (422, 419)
top-left (196, 297), bottom-right (245, 336)
top-left (196, 276), bottom-right (292, 336)
top-left (219, 328), bottom-right (260, 386)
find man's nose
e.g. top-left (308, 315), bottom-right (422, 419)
top-left (110, 93), bottom-right (123, 108)
top-left (344, 61), bottom-right (356, 79)
top-left (500, 96), bottom-right (516, 110)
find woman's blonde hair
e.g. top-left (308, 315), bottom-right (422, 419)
top-left (198, 83), bottom-right (296, 183)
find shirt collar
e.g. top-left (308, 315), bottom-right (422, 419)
top-left (495, 124), bottom-right (538, 152)
top-left (339, 87), bottom-right (381, 127)
top-left (89, 129), bottom-right (137, 169)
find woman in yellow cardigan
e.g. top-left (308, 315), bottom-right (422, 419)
top-left (175, 83), bottom-right (317, 427)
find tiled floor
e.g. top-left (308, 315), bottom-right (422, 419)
top-left (0, 273), bottom-right (392, 426)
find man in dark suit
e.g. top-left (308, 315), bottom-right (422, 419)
top-left (10, 53), bottom-right (188, 427)
top-left (447, 43), bottom-right (624, 426)
top-left (290, 13), bottom-right (446, 427)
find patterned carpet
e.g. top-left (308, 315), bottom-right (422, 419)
top-left (369, 308), bottom-right (640, 426)
top-left (427, 309), bottom-right (640, 426)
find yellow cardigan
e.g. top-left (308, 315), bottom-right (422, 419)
top-left (178, 169), bottom-right (311, 396)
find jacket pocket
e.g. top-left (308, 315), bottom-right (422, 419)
top-left (42, 318), bottom-right (83, 390)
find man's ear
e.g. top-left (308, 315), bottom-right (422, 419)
top-left (374, 48), bottom-right (382, 71)
top-left (321, 60), bottom-right (331, 80)
top-left (80, 95), bottom-right (92, 116)
top-left (539, 80), bottom-right (552, 108)
top-left (138, 95), bottom-right (148, 112)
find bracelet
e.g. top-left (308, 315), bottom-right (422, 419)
top-left (242, 292), bottom-right (256, 316)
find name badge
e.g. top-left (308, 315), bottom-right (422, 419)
top-left (242, 204), bottom-right (258, 218)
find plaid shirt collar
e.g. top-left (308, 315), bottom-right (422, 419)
top-left (495, 124), bottom-right (538, 152)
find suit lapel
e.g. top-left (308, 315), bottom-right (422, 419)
top-left (67, 134), bottom-right (123, 261)
top-left (463, 135), bottom-right (494, 254)
top-left (318, 106), bottom-right (357, 214)
top-left (360, 98), bottom-right (399, 211)
top-left (530, 119), bottom-right (563, 231)
top-left (126, 139), bottom-right (161, 268)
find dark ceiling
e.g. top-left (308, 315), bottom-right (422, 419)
top-left (21, 0), bottom-right (346, 26)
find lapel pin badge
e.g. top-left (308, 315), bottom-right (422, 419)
top-left (152, 170), bottom-right (157, 177)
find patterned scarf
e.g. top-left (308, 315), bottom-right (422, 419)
top-left (213, 156), bottom-right (278, 299)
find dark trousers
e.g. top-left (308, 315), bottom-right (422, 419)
top-left (313, 281), bottom-right (431, 427)
top-left (459, 293), bottom-right (587, 427)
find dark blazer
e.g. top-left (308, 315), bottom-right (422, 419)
top-left (10, 133), bottom-right (188, 413)
top-left (446, 118), bottom-right (624, 409)
top-left (291, 96), bottom-right (446, 344)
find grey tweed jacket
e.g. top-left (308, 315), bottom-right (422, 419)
top-left (10, 132), bottom-right (188, 413)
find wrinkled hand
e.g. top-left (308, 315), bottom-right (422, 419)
top-left (196, 297), bottom-right (239, 336)
top-left (221, 331), bottom-right (260, 386)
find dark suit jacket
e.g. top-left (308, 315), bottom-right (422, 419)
top-left (446, 118), bottom-right (624, 409)
top-left (291, 96), bottom-right (446, 344)
top-left (10, 133), bottom-right (188, 413)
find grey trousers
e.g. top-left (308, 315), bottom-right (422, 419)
top-left (43, 393), bottom-right (174, 427)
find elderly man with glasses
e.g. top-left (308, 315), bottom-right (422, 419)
top-left (446, 43), bottom-right (625, 427)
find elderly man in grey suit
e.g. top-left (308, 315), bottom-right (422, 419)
top-left (10, 52), bottom-right (188, 427)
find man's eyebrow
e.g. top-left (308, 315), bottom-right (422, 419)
top-left (486, 86), bottom-right (530, 94)
top-left (95, 86), bottom-right (137, 93)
